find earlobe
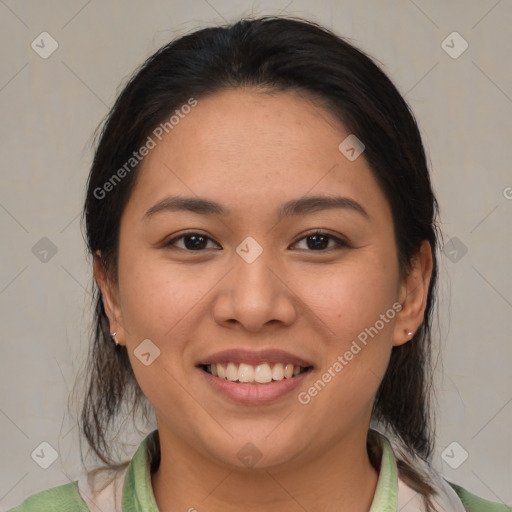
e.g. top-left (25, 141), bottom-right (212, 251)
top-left (93, 252), bottom-right (125, 345)
top-left (392, 240), bottom-right (433, 347)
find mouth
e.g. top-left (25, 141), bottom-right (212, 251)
top-left (199, 362), bottom-right (313, 384)
top-left (196, 349), bottom-right (314, 403)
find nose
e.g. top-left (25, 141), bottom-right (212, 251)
top-left (211, 245), bottom-right (297, 333)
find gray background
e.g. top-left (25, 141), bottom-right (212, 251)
top-left (1, 0), bottom-right (511, 509)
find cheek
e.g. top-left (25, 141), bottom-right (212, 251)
top-left (293, 254), bottom-right (398, 411)
top-left (116, 253), bottom-right (210, 420)
top-left (117, 250), bottom-right (214, 341)
top-left (298, 254), bottom-right (399, 342)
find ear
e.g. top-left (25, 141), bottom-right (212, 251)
top-left (94, 251), bottom-right (126, 346)
top-left (392, 240), bottom-right (433, 347)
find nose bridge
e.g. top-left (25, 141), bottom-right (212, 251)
top-left (212, 236), bottom-right (297, 330)
top-left (233, 237), bottom-right (280, 306)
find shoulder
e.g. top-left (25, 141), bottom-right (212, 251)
top-left (7, 430), bottom-right (156, 512)
top-left (448, 482), bottom-right (512, 512)
top-left (373, 428), bottom-right (511, 512)
top-left (7, 481), bottom-right (90, 512)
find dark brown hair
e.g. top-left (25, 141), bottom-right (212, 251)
top-left (76, 15), bottom-right (442, 510)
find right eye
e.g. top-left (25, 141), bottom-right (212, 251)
top-left (164, 232), bottom-right (221, 251)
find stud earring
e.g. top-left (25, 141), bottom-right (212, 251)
top-left (111, 332), bottom-right (119, 346)
top-left (407, 330), bottom-right (413, 337)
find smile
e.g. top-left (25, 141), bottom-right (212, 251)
top-left (202, 362), bottom-right (311, 384)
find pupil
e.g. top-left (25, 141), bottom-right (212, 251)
top-left (185, 235), bottom-right (207, 250)
top-left (308, 234), bottom-right (328, 250)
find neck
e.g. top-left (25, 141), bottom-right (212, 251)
top-left (151, 427), bottom-right (379, 512)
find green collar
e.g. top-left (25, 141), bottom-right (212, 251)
top-left (369, 430), bottom-right (399, 511)
top-left (121, 430), bottom-right (160, 511)
top-left (120, 429), bottom-right (399, 511)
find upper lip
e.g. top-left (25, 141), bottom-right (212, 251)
top-left (197, 349), bottom-right (314, 368)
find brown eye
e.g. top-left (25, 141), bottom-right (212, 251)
top-left (291, 231), bottom-right (350, 251)
top-left (164, 230), bottom-right (349, 252)
top-left (165, 233), bottom-right (220, 251)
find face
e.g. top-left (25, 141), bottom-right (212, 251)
top-left (97, 87), bottom-right (431, 470)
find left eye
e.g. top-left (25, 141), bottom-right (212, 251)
top-left (165, 231), bottom-right (349, 252)
top-left (291, 231), bottom-right (349, 251)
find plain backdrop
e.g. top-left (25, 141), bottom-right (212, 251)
top-left (1, 0), bottom-right (511, 509)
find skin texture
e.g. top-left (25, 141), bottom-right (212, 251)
top-left (95, 87), bottom-right (433, 512)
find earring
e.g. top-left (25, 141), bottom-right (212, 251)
top-left (407, 330), bottom-right (413, 337)
top-left (111, 332), bottom-right (119, 346)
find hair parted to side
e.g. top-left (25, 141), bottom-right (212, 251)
top-left (76, 15), bottom-right (442, 510)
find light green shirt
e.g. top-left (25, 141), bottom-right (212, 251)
top-left (7, 429), bottom-right (511, 511)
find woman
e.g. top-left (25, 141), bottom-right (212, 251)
top-left (9, 15), bottom-right (509, 512)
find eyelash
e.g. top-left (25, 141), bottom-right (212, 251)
top-left (164, 230), bottom-right (350, 252)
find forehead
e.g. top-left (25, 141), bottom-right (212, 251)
top-left (124, 87), bottom-right (391, 223)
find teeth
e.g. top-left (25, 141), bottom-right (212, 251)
top-left (238, 363), bottom-right (254, 382)
top-left (254, 363), bottom-right (272, 383)
top-left (272, 363), bottom-right (284, 380)
top-left (208, 362), bottom-right (307, 383)
top-left (226, 362), bottom-right (238, 381)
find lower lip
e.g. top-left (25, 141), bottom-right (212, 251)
top-left (198, 367), bottom-right (311, 404)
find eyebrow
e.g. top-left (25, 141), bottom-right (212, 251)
top-left (143, 195), bottom-right (369, 221)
